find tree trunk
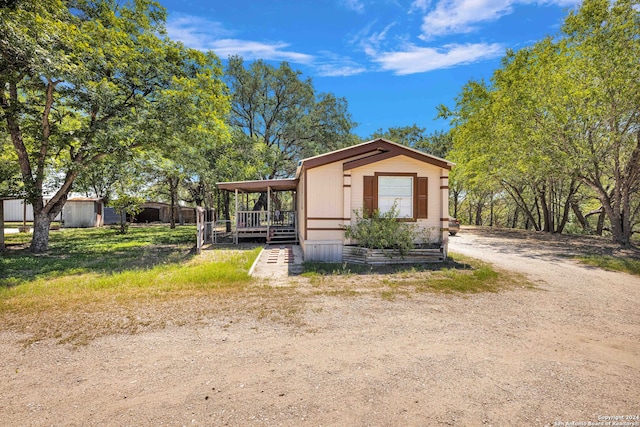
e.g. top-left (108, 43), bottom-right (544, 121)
top-left (451, 187), bottom-right (460, 220)
top-left (501, 180), bottom-right (541, 231)
top-left (511, 206), bottom-right (519, 229)
top-left (168, 177), bottom-right (179, 229)
top-left (252, 192), bottom-right (267, 211)
top-left (600, 192), bottom-right (624, 244)
top-left (223, 191), bottom-right (231, 232)
top-left (556, 179), bottom-right (577, 234)
top-left (474, 200), bottom-right (483, 226)
top-left (534, 196), bottom-right (542, 231)
top-left (0, 200), bottom-right (4, 250)
top-left (621, 185), bottom-right (632, 246)
top-left (596, 209), bottom-right (605, 236)
top-left (619, 131), bottom-right (640, 246)
top-left (489, 193), bottom-right (494, 227)
top-left (30, 212), bottom-right (52, 253)
top-left (571, 202), bottom-right (589, 232)
top-left (581, 131), bottom-right (639, 246)
top-left (538, 182), bottom-right (551, 233)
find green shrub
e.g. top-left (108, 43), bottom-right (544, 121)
top-left (344, 205), bottom-right (416, 257)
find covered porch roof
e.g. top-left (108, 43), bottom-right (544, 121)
top-left (216, 178), bottom-right (298, 193)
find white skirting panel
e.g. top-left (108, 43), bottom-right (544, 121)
top-left (302, 240), bottom-right (344, 262)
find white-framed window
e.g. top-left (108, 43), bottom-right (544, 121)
top-left (378, 176), bottom-right (413, 218)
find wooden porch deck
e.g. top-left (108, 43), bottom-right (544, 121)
top-left (212, 210), bottom-right (298, 244)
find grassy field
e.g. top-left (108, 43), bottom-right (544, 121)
top-left (301, 253), bottom-right (526, 299)
top-left (2, 225), bottom-right (200, 286)
top-left (575, 254), bottom-right (640, 276)
top-left (1, 225), bottom-right (261, 295)
top-left (1, 226), bottom-right (263, 344)
top-left (1, 226), bottom-right (527, 345)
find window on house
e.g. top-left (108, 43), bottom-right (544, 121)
top-left (378, 176), bottom-right (413, 218)
top-left (364, 174), bottom-right (428, 221)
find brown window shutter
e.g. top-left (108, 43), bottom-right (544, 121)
top-left (363, 175), bottom-right (375, 216)
top-left (417, 177), bottom-right (428, 218)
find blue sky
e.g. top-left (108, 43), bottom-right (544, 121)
top-left (161, 0), bottom-right (581, 138)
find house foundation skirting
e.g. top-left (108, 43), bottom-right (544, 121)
top-left (342, 246), bottom-right (445, 264)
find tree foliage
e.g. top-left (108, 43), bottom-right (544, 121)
top-left (0, 0), bottom-right (229, 252)
top-left (344, 205), bottom-right (417, 257)
top-left (370, 125), bottom-right (453, 158)
top-left (226, 56), bottom-right (357, 179)
top-left (444, 0), bottom-right (639, 245)
top-left (110, 193), bottom-right (144, 234)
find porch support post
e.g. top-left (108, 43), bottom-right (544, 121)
top-left (234, 189), bottom-right (239, 244)
top-left (294, 190), bottom-right (298, 243)
top-left (266, 186), bottom-right (271, 243)
top-left (440, 170), bottom-right (449, 258)
top-left (343, 173), bottom-right (352, 236)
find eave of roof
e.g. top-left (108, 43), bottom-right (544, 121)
top-left (67, 197), bottom-right (103, 202)
top-left (296, 138), bottom-right (454, 177)
top-left (216, 178), bottom-right (299, 193)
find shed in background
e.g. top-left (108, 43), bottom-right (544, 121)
top-left (62, 197), bottom-right (104, 228)
top-left (2, 198), bottom-right (62, 222)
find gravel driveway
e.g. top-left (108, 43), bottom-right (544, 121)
top-left (1, 228), bottom-right (639, 426)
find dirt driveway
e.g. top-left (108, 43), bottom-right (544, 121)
top-left (1, 229), bottom-right (639, 426)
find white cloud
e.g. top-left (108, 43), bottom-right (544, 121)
top-left (537, 0), bottom-right (582, 6)
top-left (315, 52), bottom-right (368, 76)
top-left (349, 21), bottom-right (398, 57)
top-left (316, 64), bottom-right (368, 77)
top-left (410, 0), bottom-right (432, 13)
top-left (419, 0), bottom-right (582, 38)
top-left (341, 0), bottom-right (366, 13)
top-left (166, 15), bottom-right (233, 51)
top-left (371, 42), bottom-right (504, 74)
top-left (421, 0), bottom-right (514, 38)
top-left (166, 14), bottom-right (314, 64)
top-left (208, 39), bottom-right (315, 63)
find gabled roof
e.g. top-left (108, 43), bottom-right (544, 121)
top-left (295, 138), bottom-right (454, 177)
top-left (216, 139), bottom-right (454, 192)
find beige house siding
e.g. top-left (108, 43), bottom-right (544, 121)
top-left (297, 171), bottom-right (307, 244)
top-left (305, 163), bottom-right (343, 218)
top-left (301, 163), bottom-right (347, 261)
top-left (217, 138), bottom-right (453, 263)
top-left (301, 154), bottom-right (449, 261)
top-left (350, 155), bottom-right (444, 240)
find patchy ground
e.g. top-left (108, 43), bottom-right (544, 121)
top-left (1, 228), bottom-right (639, 426)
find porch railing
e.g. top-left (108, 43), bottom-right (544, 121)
top-left (236, 210), bottom-right (296, 229)
top-left (271, 210), bottom-right (296, 227)
top-left (236, 210), bottom-right (268, 229)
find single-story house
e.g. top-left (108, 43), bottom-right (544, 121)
top-left (217, 138), bottom-right (454, 262)
top-left (62, 197), bottom-right (104, 228)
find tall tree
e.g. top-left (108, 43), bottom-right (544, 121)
top-left (370, 124), bottom-right (428, 147)
top-left (1, 134), bottom-right (23, 249)
top-left (226, 56), bottom-right (356, 180)
top-left (0, 0), bottom-right (229, 252)
top-left (370, 125), bottom-right (453, 158)
top-left (72, 154), bottom-right (133, 205)
top-left (561, 0), bottom-right (640, 245)
top-left (444, 0), bottom-right (639, 243)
